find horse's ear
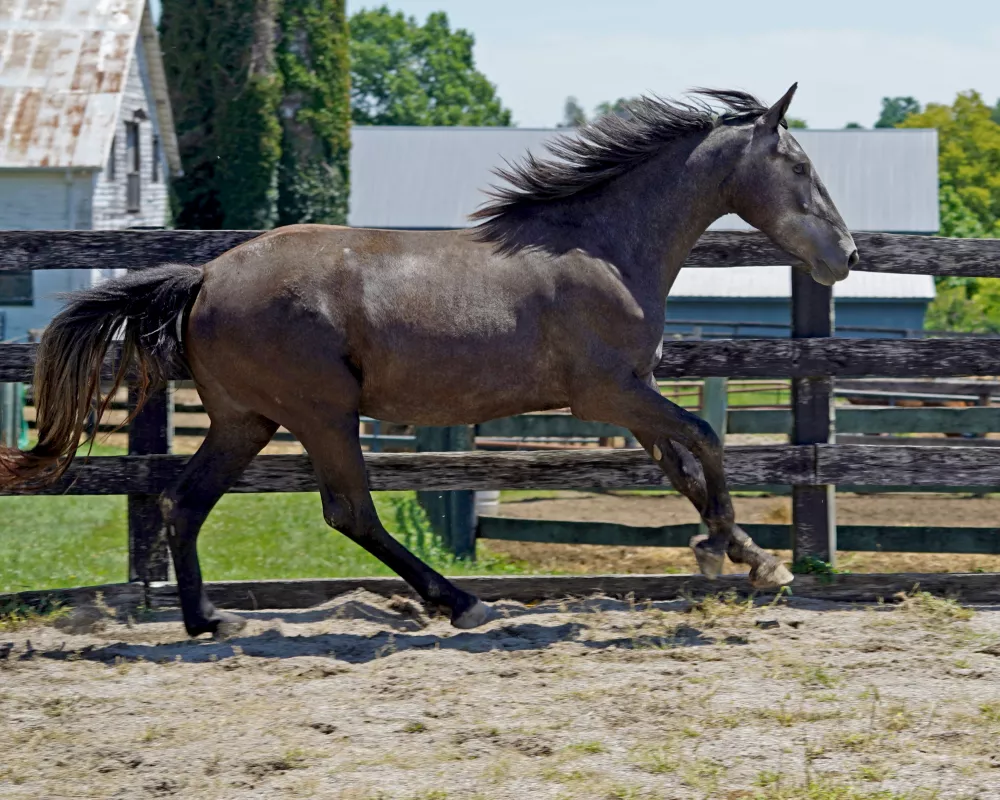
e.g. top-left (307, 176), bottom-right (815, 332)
top-left (757, 83), bottom-right (798, 132)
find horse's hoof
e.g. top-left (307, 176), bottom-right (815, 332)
top-left (184, 610), bottom-right (246, 640)
top-left (690, 535), bottom-right (725, 579)
top-left (749, 560), bottom-right (794, 590)
top-left (212, 611), bottom-right (248, 640)
top-left (451, 599), bottom-right (493, 630)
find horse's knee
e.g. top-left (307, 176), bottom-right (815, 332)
top-left (321, 492), bottom-right (367, 536)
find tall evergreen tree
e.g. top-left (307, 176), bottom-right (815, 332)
top-left (277, 0), bottom-right (351, 226)
top-left (160, 0), bottom-right (350, 230)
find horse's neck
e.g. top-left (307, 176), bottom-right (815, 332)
top-left (527, 131), bottom-right (739, 303)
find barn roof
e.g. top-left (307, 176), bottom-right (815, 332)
top-left (348, 125), bottom-right (939, 300)
top-left (0, 0), bottom-right (179, 172)
top-left (349, 126), bottom-right (940, 234)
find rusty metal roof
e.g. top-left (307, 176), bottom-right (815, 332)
top-left (0, 0), bottom-right (153, 169)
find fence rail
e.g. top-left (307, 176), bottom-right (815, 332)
top-left (2, 229), bottom-right (999, 276)
top-left (6, 337), bottom-right (1000, 384)
top-left (3, 229), bottom-right (1000, 597)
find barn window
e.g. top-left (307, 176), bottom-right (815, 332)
top-left (125, 122), bottom-right (141, 212)
top-left (0, 273), bottom-right (33, 307)
top-left (151, 135), bottom-right (161, 183)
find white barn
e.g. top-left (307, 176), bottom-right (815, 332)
top-left (0, 0), bottom-right (179, 342)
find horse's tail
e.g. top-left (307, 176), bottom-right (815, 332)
top-left (0, 264), bottom-right (204, 490)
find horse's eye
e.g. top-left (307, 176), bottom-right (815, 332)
top-left (793, 163), bottom-right (808, 175)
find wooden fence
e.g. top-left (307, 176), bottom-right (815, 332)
top-left (3, 230), bottom-right (1000, 598)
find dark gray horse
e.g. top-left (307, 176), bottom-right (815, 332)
top-left (0, 84), bottom-right (856, 637)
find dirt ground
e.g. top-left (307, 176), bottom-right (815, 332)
top-left (3, 590), bottom-right (1000, 799)
top-left (485, 492), bottom-right (1000, 576)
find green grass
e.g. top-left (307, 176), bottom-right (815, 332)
top-left (0, 490), bottom-right (536, 593)
top-left (0, 440), bottom-right (534, 593)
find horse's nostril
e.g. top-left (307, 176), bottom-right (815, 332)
top-left (847, 249), bottom-right (860, 268)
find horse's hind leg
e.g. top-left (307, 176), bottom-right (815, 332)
top-left (297, 417), bottom-right (491, 628)
top-left (573, 373), bottom-right (791, 589)
top-left (160, 408), bottom-right (277, 637)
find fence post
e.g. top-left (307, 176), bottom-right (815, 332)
top-left (700, 377), bottom-right (728, 441)
top-left (127, 382), bottom-right (172, 584)
top-left (790, 266), bottom-right (836, 565)
top-left (414, 425), bottom-right (477, 559)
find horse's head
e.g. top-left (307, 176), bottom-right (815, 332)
top-left (726, 84), bottom-right (858, 286)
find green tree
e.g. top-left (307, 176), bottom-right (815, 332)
top-left (875, 96), bottom-right (921, 128)
top-left (844, 122), bottom-right (863, 129)
top-left (277, 0), bottom-right (351, 226)
top-left (899, 91), bottom-right (1000, 238)
top-left (992, 99), bottom-right (1000, 126)
top-left (558, 96), bottom-right (587, 128)
top-left (162, 0), bottom-right (350, 229)
top-left (786, 117), bottom-right (807, 129)
top-left (901, 92), bottom-right (1000, 331)
top-left (350, 7), bottom-right (511, 126)
top-left (594, 97), bottom-right (635, 119)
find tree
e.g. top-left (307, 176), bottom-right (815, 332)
top-left (874, 96), bottom-right (921, 128)
top-left (786, 117), bottom-right (807, 129)
top-left (899, 91), bottom-right (1000, 238)
top-left (558, 96), bottom-right (587, 128)
top-left (161, 0), bottom-right (351, 229)
top-left (350, 7), bottom-right (511, 126)
top-left (594, 98), bottom-right (635, 119)
top-left (276, 0), bottom-right (351, 226)
top-left (993, 99), bottom-right (1000, 126)
top-left (901, 91), bottom-right (1000, 331)
top-left (844, 122), bottom-right (863, 129)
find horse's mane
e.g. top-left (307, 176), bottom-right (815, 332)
top-left (470, 89), bottom-right (778, 255)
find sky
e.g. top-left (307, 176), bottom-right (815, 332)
top-left (347, 0), bottom-right (1000, 129)
top-left (151, 0), bottom-right (1000, 129)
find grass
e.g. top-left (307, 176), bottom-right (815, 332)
top-left (0, 442), bottom-right (534, 593)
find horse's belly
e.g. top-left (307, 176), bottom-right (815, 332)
top-left (358, 347), bottom-right (567, 425)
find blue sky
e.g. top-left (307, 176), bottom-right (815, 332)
top-left (349, 0), bottom-right (1000, 129)
top-left (154, 0), bottom-right (1000, 129)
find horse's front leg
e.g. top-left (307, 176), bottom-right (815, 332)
top-left (572, 373), bottom-right (792, 589)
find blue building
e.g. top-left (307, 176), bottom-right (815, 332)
top-left (348, 126), bottom-right (939, 337)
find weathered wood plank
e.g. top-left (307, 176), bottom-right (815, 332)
top-left (0, 446), bottom-right (815, 496)
top-left (817, 444), bottom-right (1000, 486)
top-left (0, 230), bottom-right (260, 272)
top-left (1, 445), bottom-right (1000, 497)
top-left (654, 338), bottom-right (1000, 379)
top-left (6, 338), bottom-right (1000, 383)
top-left (7, 571), bottom-right (1000, 613)
top-left (126, 383), bottom-right (172, 584)
top-left (3, 230), bottom-right (1000, 277)
top-left (0, 583), bottom-right (143, 612)
top-left (148, 572), bottom-right (1000, 608)
top-left (790, 269), bottom-right (836, 564)
top-left (836, 435), bottom-right (1000, 448)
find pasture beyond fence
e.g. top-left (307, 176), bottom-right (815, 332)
top-left (3, 230), bottom-right (1000, 607)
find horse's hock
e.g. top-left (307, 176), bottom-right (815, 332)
top-left (3, 230), bottom-right (1000, 612)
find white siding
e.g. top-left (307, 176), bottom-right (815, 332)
top-left (91, 34), bottom-right (170, 231)
top-left (0, 170), bottom-right (95, 341)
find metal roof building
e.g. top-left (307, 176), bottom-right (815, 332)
top-left (348, 126), bottom-right (940, 336)
top-left (0, 0), bottom-right (179, 172)
top-left (0, 0), bottom-right (180, 343)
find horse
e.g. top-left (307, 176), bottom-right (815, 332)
top-left (0, 84), bottom-right (857, 637)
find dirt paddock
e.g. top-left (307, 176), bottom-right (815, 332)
top-left (3, 590), bottom-right (1000, 799)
